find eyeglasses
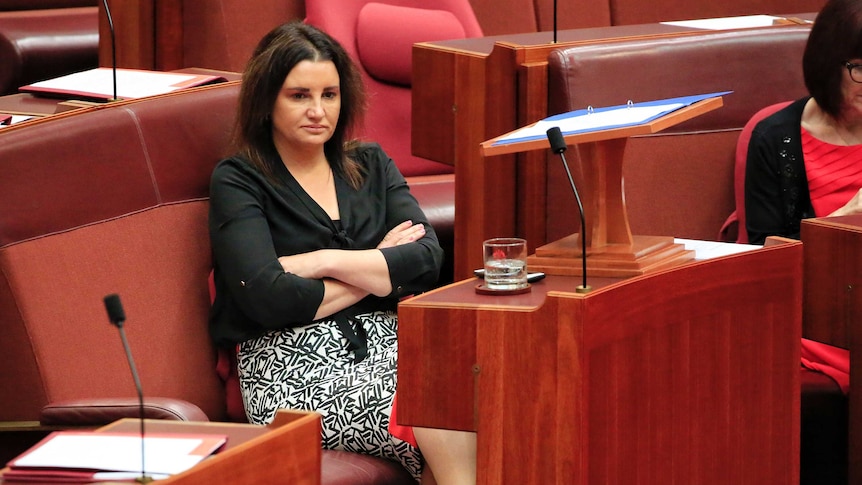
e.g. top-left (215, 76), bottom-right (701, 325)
top-left (845, 62), bottom-right (862, 83)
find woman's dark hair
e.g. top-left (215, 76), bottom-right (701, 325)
top-left (803, 0), bottom-right (862, 118)
top-left (235, 21), bottom-right (367, 187)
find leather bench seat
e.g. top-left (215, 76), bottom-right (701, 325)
top-left (0, 6), bottom-right (98, 95)
top-left (0, 82), bottom-right (430, 484)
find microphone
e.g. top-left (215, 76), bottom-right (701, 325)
top-left (100, 0), bottom-right (118, 101)
top-left (104, 294), bottom-right (154, 484)
top-left (546, 127), bottom-right (591, 293)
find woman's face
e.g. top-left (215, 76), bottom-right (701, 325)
top-left (271, 59), bottom-right (341, 155)
top-left (840, 58), bottom-right (862, 121)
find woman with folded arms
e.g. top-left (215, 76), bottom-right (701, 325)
top-left (208, 21), bottom-right (475, 484)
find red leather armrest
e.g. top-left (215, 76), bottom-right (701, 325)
top-left (40, 397), bottom-right (210, 426)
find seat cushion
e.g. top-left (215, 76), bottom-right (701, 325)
top-left (322, 450), bottom-right (416, 485)
top-left (356, 3), bottom-right (466, 86)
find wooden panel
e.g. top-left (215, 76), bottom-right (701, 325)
top-left (398, 240), bottom-right (802, 484)
top-left (100, 0), bottom-right (155, 69)
top-left (801, 215), bottom-right (862, 348)
top-left (154, 0), bottom-right (183, 71)
top-left (800, 215), bottom-right (862, 485)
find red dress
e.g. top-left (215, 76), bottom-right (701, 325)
top-left (798, 127), bottom-right (862, 394)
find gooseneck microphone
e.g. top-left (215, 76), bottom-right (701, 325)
top-left (104, 294), bottom-right (154, 484)
top-left (100, 0), bottom-right (118, 101)
top-left (546, 127), bottom-right (591, 293)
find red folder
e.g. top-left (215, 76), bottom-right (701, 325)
top-left (2, 430), bottom-right (227, 483)
top-left (18, 68), bottom-right (228, 102)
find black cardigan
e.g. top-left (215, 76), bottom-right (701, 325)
top-left (744, 97), bottom-right (815, 245)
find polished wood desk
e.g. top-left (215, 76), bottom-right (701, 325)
top-left (800, 214), bottom-right (862, 485)
top-left (0, 410), bottom-right (321, 485)
top-left (398, 238), bottom-right (802, 484)
top-left (412, 17), bottom-right (814, 278)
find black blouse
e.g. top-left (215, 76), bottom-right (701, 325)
top-left (208, 143), bottom-right (443, 347)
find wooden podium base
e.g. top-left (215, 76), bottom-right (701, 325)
top-left (526, 234), bottom-right (695, 278)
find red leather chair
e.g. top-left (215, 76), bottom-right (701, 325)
top-left (304, 0), bottom-right (482, 178)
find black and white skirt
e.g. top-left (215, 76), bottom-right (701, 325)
top-left (237, 310), bottom-right (422, 479)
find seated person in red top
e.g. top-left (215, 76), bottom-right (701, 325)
top-left (208, 21), bottom-right (476, 484)
top-left (745, 0), bottom-right (862, 393)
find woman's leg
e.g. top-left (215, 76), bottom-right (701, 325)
top-left (414, 427), bottom-right (477, 485)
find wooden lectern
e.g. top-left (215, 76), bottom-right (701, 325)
top-left (479, 95), bottom-right (723, 277)
top-left (397, 238), bottom-right (802, 485)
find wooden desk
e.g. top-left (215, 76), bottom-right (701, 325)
top-left (397, 238), bottom-right (802, 484)
top-left (800, 215), bottom-right (862, 484)
top-left (0, 410), bottom-right (321, 485)
top-left (412, 17), bottom-right (814, 278)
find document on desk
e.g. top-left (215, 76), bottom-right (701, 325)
top-left (491, 91), bottom-right (731, 146)
top-left (0, 115), bottom-right (35, 128)
top-left (674, 238), bottom-right (761, 260)
top-left (2, 431), bottom-right (227, 482)
top-left (18, 68), bottom-right (227, 101)
top-left (661, 15), bottom-right (785, 30)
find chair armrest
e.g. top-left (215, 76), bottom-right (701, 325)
top-left (40, 397), bottom-right (210, 426)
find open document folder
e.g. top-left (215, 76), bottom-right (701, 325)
top-left (2, 431), bottom-right (227, 483)
top-left (490, 91), bottom-right (732, 146)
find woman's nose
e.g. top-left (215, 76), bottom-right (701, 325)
top-left (307, 100), bottom-right (324, 118)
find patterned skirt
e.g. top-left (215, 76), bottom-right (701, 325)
top-left (237, 310), bottom-right (422, 479)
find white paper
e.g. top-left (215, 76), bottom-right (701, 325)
top-left (0, 115), bottom-right (34, 127)
top-left (23, 68), bottom-right (210, 99)
top-left (13, 434), bottom-right (216, 476)
top-left (661, 15), bottom-right (782, 30)
top-left (674, 238), bottom-right (761, 260)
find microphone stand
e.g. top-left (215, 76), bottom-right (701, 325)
top-left (104, 294), bottom-right (153, 484)
top-left (546, 127), bottom-right (591, 293)
top-left (118, 327), bottom-right (152, 484)
top-left (100, 0), bottom-right (118, 101)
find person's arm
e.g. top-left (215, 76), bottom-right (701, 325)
top-left (376, 152), bottom-right (444, 295)
top-left (279, 220), bottom-right (427, 297)
top-left (209, 161), bottom-right (332, 329)
top-left (283, 146), bottom-right (443, 299)
top-left (828, 188), bottom-right (862, 217)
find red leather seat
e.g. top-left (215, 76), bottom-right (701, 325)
top-left (0, 2), bottom-right (98, 95)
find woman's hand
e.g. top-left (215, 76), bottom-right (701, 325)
top-left (278, 251), bottom-right (326, 279)
top-left (830, 188), bottom-right (862, 217)
top-left (377, 220), bottom-right (425, 249)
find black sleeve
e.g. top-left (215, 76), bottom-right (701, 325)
top-left (209, 159), bottom-right (324, 332)
top-left (365, 146), bottom-right (444, 296)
